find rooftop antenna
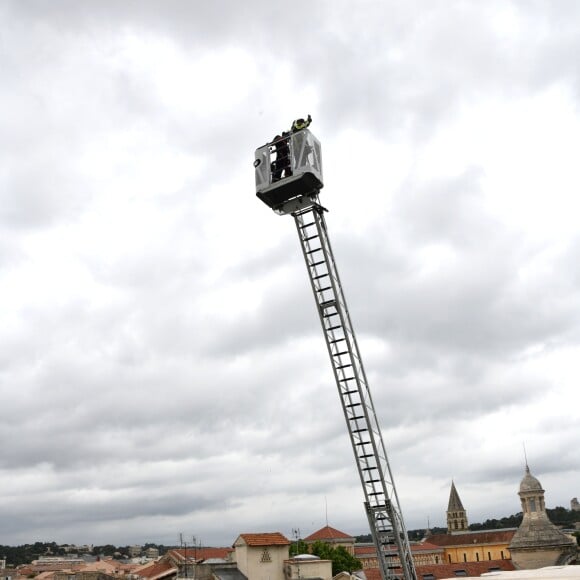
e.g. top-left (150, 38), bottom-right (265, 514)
top-left (179, 534), bottom-right (188, 579)
top-left (292, 528), bottom-right (302, 580)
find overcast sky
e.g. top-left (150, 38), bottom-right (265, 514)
top-left (1, 0), bottom-right (580, 549)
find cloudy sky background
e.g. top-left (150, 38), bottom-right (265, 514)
top-left (2, 0), bottom-right (580, 548)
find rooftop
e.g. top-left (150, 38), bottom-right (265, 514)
top-left (304, 526), bottom-right (354, 542)
top-left (236, 533), bottom-right (290, 547)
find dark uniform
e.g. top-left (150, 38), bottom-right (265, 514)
top-left (271, 131), bottom-right (292, 182)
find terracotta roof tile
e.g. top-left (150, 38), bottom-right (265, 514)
top-left (170, 548), bottom-right (233, 561)
top-left (354, 542), bottom-right (444, 557)
top-left (415, 559), bottom-right (515, 578)
top-left (354, 545), bottom-right (377, 556)
top-left (135, 559), bottom-right (176, 580)
top-left (364, 559), bottom-right (515, 580)
top-left (304, 526), bottom-right (354, 541)
top-left (237, 532), bottom-right (290, 546)
top-left (426, 531), bottom-right (515, 547)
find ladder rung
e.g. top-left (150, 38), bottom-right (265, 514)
top-left (336, 364), bottom-right (352, 369)
top-left (330, 337), bottom-right (346, 344)
top-left (317, 286), bottom-right (332, 292)
top-left (333, 350), bottom-right (349, 356)
top-left (362, 467), bottom-right (377, 471)
top-left (327, 324), bottom-right (342, 331)
top-left (306, 247), bottom-right (322, 255)
top-left (299, 221), bottom-right (316, 229)
top-left (323, 312), bottom-right (339, 319)
top-left (313, 273), bottom-right (329, 280)
top-left (347, 402), bottom-right (362, 408)
top-left (366, 479), bottom-right (381, 484)
top-left (352, 427), bottom-right (367, 432)
top-left (344, 389), bottom-right (359, 395)
top-left (369, 492), bottom-right (383, 496)
top-left (355, 440), bottom-right (369, 446)
top-left (304, 234), bottom-right (319, 241)
top-left (310, 260), bottom-right (326, 267)
top-left (359, 454), bottom-right (375, 459)
top-left (349, 415), bottom-right (365, 421)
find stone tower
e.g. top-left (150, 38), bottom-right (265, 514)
top-left (509, 465), bottom-right (577, 569)
top-left (447, 481), bottom-right (468, 534)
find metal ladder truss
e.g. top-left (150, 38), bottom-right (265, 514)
top-left (293, 200), bottom-right (417, 580)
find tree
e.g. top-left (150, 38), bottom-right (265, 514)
top-left (289, 540), bottom-right (310, 557)
top-left (310, 541), bottom-right (361, 575)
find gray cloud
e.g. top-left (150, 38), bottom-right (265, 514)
top-left (1, 0), bottom-right (579, 549)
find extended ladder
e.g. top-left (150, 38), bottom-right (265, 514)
top-left (293, 199), bottom-right (417, 580)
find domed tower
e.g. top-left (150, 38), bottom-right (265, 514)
top-left (447, 481), bottom-right (468, 534)
top-left (509, 465), bottom-right (577, 569)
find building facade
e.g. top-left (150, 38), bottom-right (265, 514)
top-left (233, 533), bottom-right (290, 580)
top-left (509, 466), bottom-right (577, 569)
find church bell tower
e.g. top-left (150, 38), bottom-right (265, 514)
top-left (447, 481), bottom-right (469, 534)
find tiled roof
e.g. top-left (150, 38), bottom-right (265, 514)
top-left (415, 559), bottom-right (515, 579)
top-left (82, 560), bottom-right (119, 573)
top-left (34, 572), bottom-right (56, 580)
top-left (426, 530), bottom-right (516, 547)
top-left (237, 533), bottom-right (290, 546)
top-left (363, 568), bottom-right (383, 580)
top-left (170, 548), bottom-right (233, 561)
top-left (135, 559), bottom-right (176, 580)
top-left (414, 542), bottom-right (445, 552)
top-left (304, 526), bottom-right (354, 541)
top-left (364, 559), bottom-right (515, 580)
top-left (354, 542), bottom-right (444, 557)
top-left (354, 545), bottom-right (377, 556)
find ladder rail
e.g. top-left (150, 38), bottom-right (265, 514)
top-left (293, 200), bottom-right (417, 580)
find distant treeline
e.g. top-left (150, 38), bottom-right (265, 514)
top-left (355, 506), bottom-right (580, 542)
top-left (3, 507), bottom-right (579, 567)
top-left (0, 542), bottom-right (171, 567)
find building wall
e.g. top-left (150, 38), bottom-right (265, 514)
top-left (355, 545), bottom-right (444, 569)
top-left (284, 559), bottom-right (332, 580)
top-left (510, 546), bottom-right (577, 570)
top-left (234, 543), bottom-right (289, 580)
top-left (443, 543), bottom-right (511, 564)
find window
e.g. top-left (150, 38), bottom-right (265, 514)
top-left (529, 499), bottom-right (536, 512)
top-left (448, 555), bottom-right (452, 564)
top-left (463, 553), bottom-right (467, 562)
top-left (500, 551), bottom-right (505, 560)
top-left (454, 570), bottom-right (467, 577)
top-left (422, 575), bottom-right (435, 580)
top-left (488, 552), bottom-right (491, 561)
top-left (476, 553), bottom-right (480, 562)
top-left (435, 557), bottom-right (439, 564)
top-left (261, 548), bottom-right (272, 563)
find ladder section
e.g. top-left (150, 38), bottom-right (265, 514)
top-left (293, 203), bottom-right (417, 580)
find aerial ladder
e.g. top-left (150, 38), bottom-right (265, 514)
top-left (254, 125), bottom-right (417, 580)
